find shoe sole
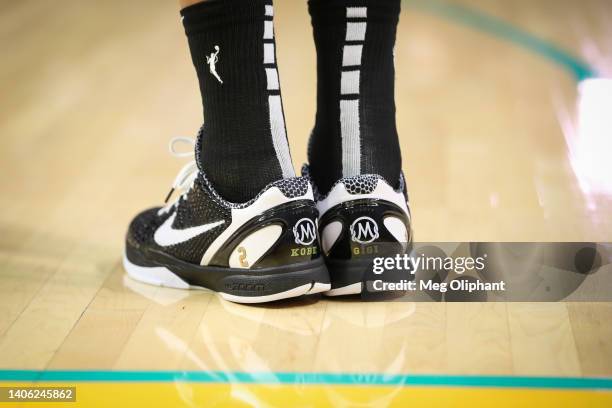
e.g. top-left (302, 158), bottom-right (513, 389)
top-left (325, 282), bottom-right (363, 296)
top-left (323, 253), bottom-right (413, 297)
top-left (123, 252), bottom-right (330, 304)
top-left (323, 259), bottom-right (367, 296)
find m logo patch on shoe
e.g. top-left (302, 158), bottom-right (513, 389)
top-left (293, 218), bottom-right (316, 246)
top-left (350, 216), bottom-right (379, 244)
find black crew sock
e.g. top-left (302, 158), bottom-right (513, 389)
top-left (308, 0), bottom-right (402, 194)
top-left (181, 0), bottom-right (294, 203)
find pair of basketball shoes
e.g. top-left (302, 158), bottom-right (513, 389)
top-left (123, 130), bottom-right (412, 303)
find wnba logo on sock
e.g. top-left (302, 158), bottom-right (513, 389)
top-left (350, 217), bottom-right (379, 244)
top-left (206, 45), bottom-right (223, 84)
top-left (293, 218), bottom-right (316, 246)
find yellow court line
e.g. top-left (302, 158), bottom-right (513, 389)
top-left (2, 382), bottom-right (611, 407)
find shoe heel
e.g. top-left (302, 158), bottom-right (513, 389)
top-left (319, 198), bottom-right (412, 296)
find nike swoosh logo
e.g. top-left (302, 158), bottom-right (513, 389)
top-left (154, 213), bottom-right (225, 247)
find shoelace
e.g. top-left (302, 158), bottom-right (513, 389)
top-left (158, 137), bottom-right (198, 215)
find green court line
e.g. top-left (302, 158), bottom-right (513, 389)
top-left (1, 370), bottom-right (611, 390)
top-left (405, 0), bottom-right (597, 81)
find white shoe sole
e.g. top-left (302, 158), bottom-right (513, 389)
top-left (324, 282), bottom-right (363, 296)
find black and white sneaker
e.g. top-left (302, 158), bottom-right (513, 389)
top-left (124, 138), bottom-right (330, 304)
top-left (304, 166), bottom-right (413, 296)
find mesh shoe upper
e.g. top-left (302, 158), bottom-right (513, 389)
top-left (126, 173), bottom-right (314, 266)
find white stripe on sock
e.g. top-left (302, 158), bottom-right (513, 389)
top-left (342, 44), bottom-right (363, 67)
top-left (346, 7), bottom-right (367, 18)
top-left (263, 20), bottom-right (274, 40)
top-left (346, 22), bottom-right (367, 41)
top-left (340, 99), bottom-right (360, 176)
top-left (268, 95), bottom-right (295, 178)
top-left (340, 7), bottom-right (366, 177)
top-left (265, 68), bottom-right (279, 90)
top-left (262, 5), bottom-right (293, 178)
top-left (340, 70), bottom-right (360, 95)
top-left (263, 43), bottom-right (275, 64)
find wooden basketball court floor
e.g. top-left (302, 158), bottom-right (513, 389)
top-left (1, 0), bottom-right (611, 406)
